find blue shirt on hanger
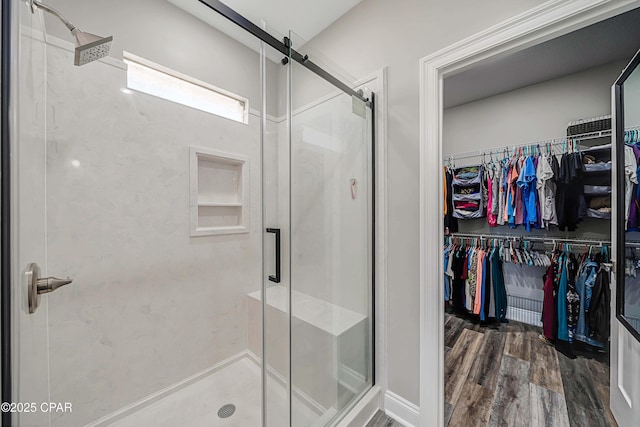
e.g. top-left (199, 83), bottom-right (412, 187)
top-left (517, 156), bottom-right (538, 231)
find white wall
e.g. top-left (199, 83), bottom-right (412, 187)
top-left (304, 0), bottom-right (546, 405)
top-left (444, 61), bottom-right (625, 157)
top-left (44, 41), bottom-right (266, 426)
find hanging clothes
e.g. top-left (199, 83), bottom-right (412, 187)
top-left (542, 264), bottom-right (556, 340)
top-left (480, 253), bottom-right (491, 321)
top-left (444, 244), bottom-right (452, 302)
top-left (473, 249), bottom-right (485, 315)
top-left (557, 152), bottom-right (584, 232)
top-left (497, 161), bottom-right (507, 226)
top-left (557, 254), bottom-right (569, 341)
top-left (536, 153), bottom-right (559, 229)
top-left (517, 156), bottom-right (537, 231)
top-left (491, 169), bottom-right (500, 217)
top-left (507, 160), bottom-right (519, 227)
top-left (575, 260), bottom-right (604, 347)
top-left (443, 240), bottom-right (506, 324)
top-left (487, 170), bottom-right (497, 227)
top-left (444, 167), bottom-right (459, 234)
top-left (514, 159), bottom-right (525, 226)
top-left (566, 263), bottom-right (580, 343)
top-left (624, 146), bottom-right (638, 229)
top-left (491, 247), bottom-right (508, 322)
top-left (451, 245), bottom-right (467, 311)
top-left (627, 145), bottom-right (640, 230)
top-left (533, 155), bottom-right (542, 229)
top-left (587, 266), bottom-right (611, 343)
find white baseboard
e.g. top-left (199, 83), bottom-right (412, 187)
top-left (384, 390), bottom-right (420, 427)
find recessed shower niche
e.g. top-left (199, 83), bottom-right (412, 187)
top-left (190, 146), bottom-right (249, 236)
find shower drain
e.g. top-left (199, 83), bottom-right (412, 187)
top-left (217, 403), bottom-right (236, 419)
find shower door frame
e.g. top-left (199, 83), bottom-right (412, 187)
top-left (1, 0), bottom-right (13, 426)
top-left (0, 1), bottom-right (377, 426)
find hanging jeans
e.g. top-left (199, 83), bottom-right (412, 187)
top-left (575, 261), bottom-right (604, 347)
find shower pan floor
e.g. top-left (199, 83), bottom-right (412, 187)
top-left (109, 356), bottom-right (319, 427)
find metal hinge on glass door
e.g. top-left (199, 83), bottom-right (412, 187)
top-left (25, 263), bottom-right (73, 313)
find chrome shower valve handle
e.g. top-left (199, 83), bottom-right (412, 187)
top-left (25, 263), bottom-right (74, 313)
top-left (36, 276), bottom-right (73, 294)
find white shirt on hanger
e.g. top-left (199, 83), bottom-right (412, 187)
top-left (536, 153), bottom-right (558, 228)
top-left (624, 145), bottom-right (638, 229)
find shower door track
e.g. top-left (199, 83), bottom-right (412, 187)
top-left (197, 0), bottom-right (372, 107)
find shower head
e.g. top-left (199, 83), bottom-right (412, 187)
top-left (71, 29), bottom-right (113, 66)
top-left (31, 0), bottom-right (113, 66)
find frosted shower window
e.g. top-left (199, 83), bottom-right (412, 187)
top-left (123, 52), bottom-right (248, 124)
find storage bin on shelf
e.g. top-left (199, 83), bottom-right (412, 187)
top-left (452, 165), bottom-right (484, 219)
top-left (581, 144), bottom-right (612, 220)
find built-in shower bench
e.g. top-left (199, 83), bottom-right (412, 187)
top-left (247, 285), bottom-right (368, 412)
top-left (248, 285), bottom-right (367, 336)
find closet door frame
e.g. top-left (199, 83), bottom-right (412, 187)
top-left (418, 0), bottom-right (640, 425)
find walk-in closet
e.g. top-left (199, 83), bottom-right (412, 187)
top-left (440, 7), bottom-right (640, 426)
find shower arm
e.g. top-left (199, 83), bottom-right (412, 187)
top-left (30, 0), bottom-right (78, 32)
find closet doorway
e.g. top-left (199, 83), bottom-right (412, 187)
top-left (419, 1), bottom-right (640, 426)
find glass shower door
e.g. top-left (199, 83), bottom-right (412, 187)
top-left (287, 32), bottom-right (374, 426)
top-left (261, 27), bottom-right (292, 427)
top-left (12, 2), bottom-right (276, 426)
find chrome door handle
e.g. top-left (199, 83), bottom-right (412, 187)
top-left (26, 263), bottom-right (73, 314)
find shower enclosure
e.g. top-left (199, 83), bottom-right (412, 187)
top-left (3, 0), bottom-right (374, 426)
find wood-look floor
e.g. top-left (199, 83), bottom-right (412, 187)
top-left (367, 313), bottom-right (613, 427)
top-left (444, 312), bottom-right (615, 427)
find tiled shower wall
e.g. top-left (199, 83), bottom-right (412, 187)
top-left (44, 40), bottom-right (267, 426)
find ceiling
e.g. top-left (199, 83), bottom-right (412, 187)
top-left (168, 0), bottom-right (362, 61)
top-left (444, 7), bottom-right (640, 109)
